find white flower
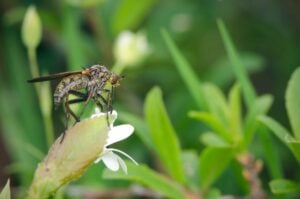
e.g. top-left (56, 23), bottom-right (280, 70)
top-left (114, 31), bottom-right (150, 67)
top-left (92, 108), bottom-right (138, 174)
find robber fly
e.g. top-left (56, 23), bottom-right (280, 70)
top-left (28, 65), bottom-right (122, 136)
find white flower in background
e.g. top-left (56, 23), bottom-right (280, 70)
top-left (114, 31), bottom-right (150, 67)
top-left (92, 108), bottom-right (138, 174)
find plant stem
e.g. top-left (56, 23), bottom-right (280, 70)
top-left (28, 47), bottom-right (55, 146)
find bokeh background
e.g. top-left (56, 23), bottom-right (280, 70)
top-left (1, 0), bottom-right (300, 198)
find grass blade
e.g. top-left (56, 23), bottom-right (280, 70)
top-left (161, 29), bottom-right (206, 109)
top-left (217, 19), bottom-right (256, 109)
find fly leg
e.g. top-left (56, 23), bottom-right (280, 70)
top-left (95, 90), bottom-right (113, 127)
top-left (60, 90), bottom-right (87, 143)
top-left (68, 90), bottom-right (90, 119)
top-left (107, 86), bottom-right (114, 114)
top-left (98, 88), bottom-right (113, 113)
top-left (65, 91), bottom-right (85, 123)
top-left (94, 94), bottom-right (107, 111)
top-left (77, 87), bottom-right (95, 119)
top-left (60, 94), bottom-right (73, 143)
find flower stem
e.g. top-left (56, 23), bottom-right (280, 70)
top-left (28, 47), bottom-right (55, 146)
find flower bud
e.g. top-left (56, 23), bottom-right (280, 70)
top-left (114, 31), bottom-right (150, 67)
top-left (27, 115), bottom-right (109, 199)
top-left (22, 5), bottom-right (42, 49)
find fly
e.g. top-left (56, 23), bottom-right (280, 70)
top-left (28, 65), bottom-right (123, 140)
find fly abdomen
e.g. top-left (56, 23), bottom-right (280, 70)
top-left (53, 74), bottom-right (89, 109)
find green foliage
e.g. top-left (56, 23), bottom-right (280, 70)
top-left (62, 6), bottom-right (88, 68)
top-left (144, 87), bottom-right (186, 183)
top-left (118, 111), bottom-right (153, 150)
top-left (161, 29), bottom-right (206, 109)
top-left (258, 67), bottom-right (300, 194)
top-left (199, 147), bottom-right (234, 189)
top-left (217, 19), bottom-right (282, 180)
top-left (259, 116), bottom-right (300, 161)
top-left (270, 179), bottom-right (300, 194)
top-left (286, 67), bottom-right (300, 140)
top-left (2, 1), bottom-right (300, 198)
top-left (112, 0), bottom-right (158, 35)
top-left (259, 68), bottom-right (300, 163)
top-left (217, 19), bottom-right (256, 108)
top-left (243, 95), bottom-right (273, 146)
top-left (103, 162), bottom-right (185, 199)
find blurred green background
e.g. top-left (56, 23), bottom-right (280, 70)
top-left (1, 0), bottom-right (300, 198)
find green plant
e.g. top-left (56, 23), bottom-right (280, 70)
top-left (259, 67), bottom-right (300, 194)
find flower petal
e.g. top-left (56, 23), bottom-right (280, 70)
top-left (116, 155), bottom-right (128, 174)
top-left (101, 151), bottom-right (120, 171)
top-left (106, 124), bottom-right (134, 146)
top-left (110, 148), bottom-right (138, 166)
top-left (108, 110), bottom-right (118, 125)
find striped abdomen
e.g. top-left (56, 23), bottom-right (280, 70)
top-left (53, 74), bottom-right (89, 109)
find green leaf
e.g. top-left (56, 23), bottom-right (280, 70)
top-left (243, 95), bottom-right (273, 146)
top-left (258, 116), bottom-right (292, 144)
top-left (204, 188), bottom-right (221, 199)
top-left (202, 83), bottom-right (229, 127)
top-left (288, 141), bottom-right (300, 163)
top-left (259, 116), bottom-right (300, 163)
top-left (199, 146), bottom-right (234, 189)
top-left (161, 29), bottom-right (206, 109)
top-left (286, 67), bottom-right (300, 139)
top-left (103, 162), bottom-right (185, 199)
top-left (228, 84), bottom-right (242, 141)
top-left (189, 111), bottom-right (230, 142)
top-left (217, 19), bottom-right (256, 109)
top-left (200, 132), bottom-right (228, 147)
top-left (144, 87), bottom-right (185, 183)
top-left (270, 179), bottom-right (300, 194)
top-left (258, 127), bottom-right (283, 178)
top-left (0, 179), bottom-right (11, 199)
top-left (112, 0), bottom-right (157, 35)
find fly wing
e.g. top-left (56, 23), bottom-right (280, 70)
top-left (27, 70), bottom-right (83, 83)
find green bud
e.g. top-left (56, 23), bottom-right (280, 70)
top-left (22, 5), bottom-right (42, 49)
top-left (27, 115), bottom-right (109, 199)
